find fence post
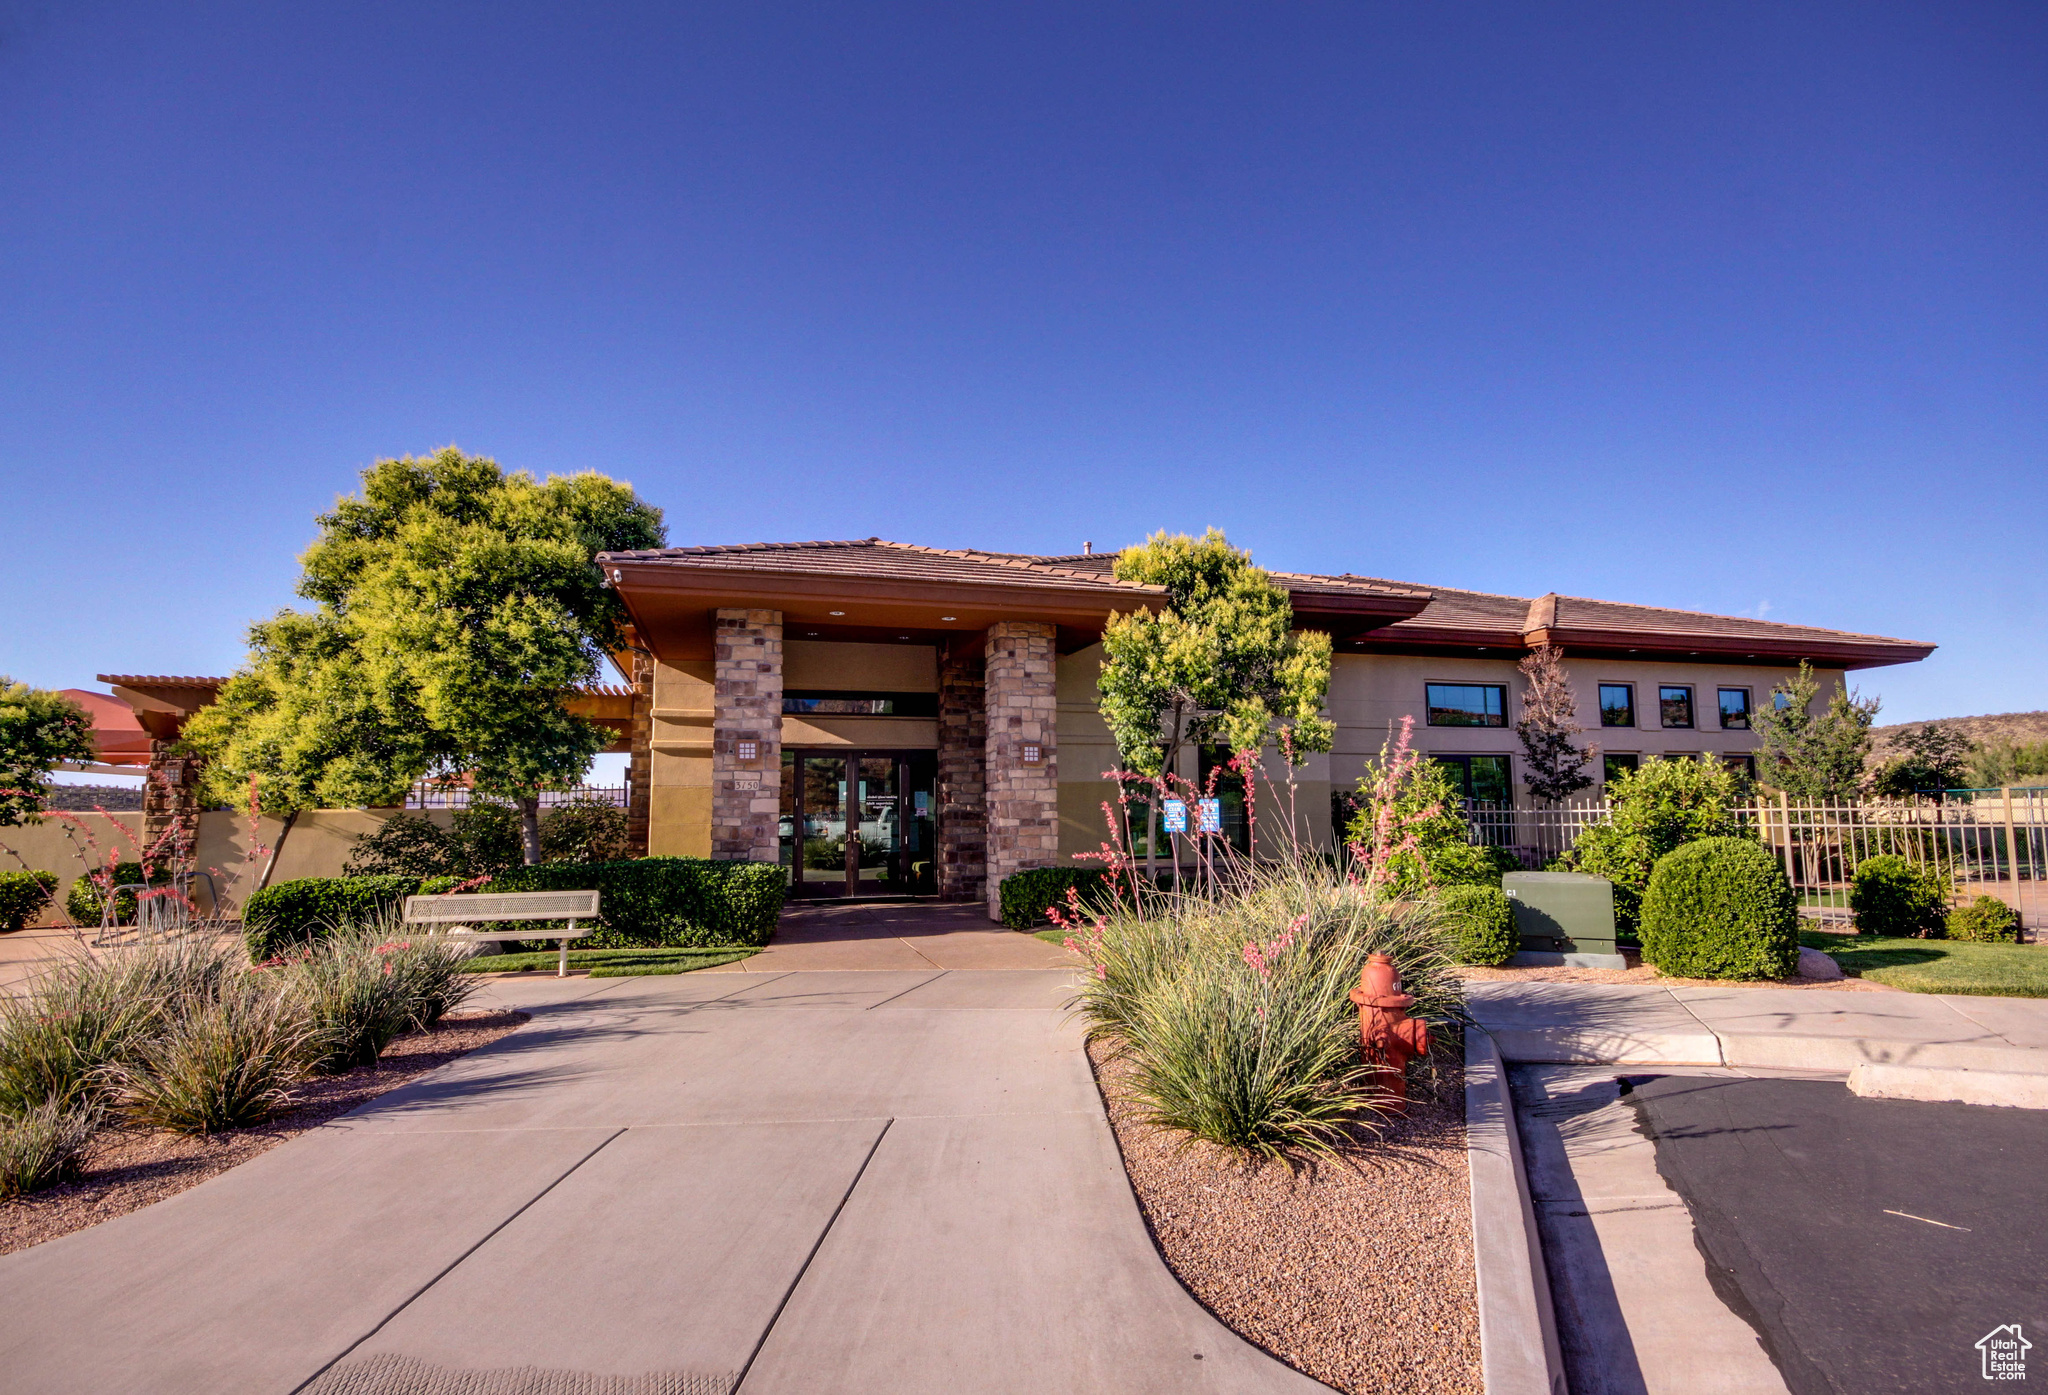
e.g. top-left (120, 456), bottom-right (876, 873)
top-left (1778, 791), bottom-right (1795, 891)
top-left (2003, 787), bottom-right (2023, 926)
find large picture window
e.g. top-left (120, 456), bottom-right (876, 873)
top-left (1426, 683), bottom-right (1507, 728)
top-left (1718, 688), bottom-right (1751, 730)
top-left (1433, 753), bottom-right (1513, 804)
top-left (1598, 683), bottom-right (1635, 728)
top-left (1659, 685), bottom-right (1695, 729)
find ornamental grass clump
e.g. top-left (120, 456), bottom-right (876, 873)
top-left (0, 1099), bottom-right (102, 1197)
top-left (107, 975), bottom-right (315, 1134)
top-left (1061, 857), bottom-right (1463, 1160)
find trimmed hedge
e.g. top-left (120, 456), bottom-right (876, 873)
top-left (486, 858), bottom-right (784, 948)
top-left (1640, 837), bottom-right (1798, 981)
top-left (1850, 855), bottom-right (1949, 939)
top-left (244, 875), bottom-right (439, 960)
top-left (998, 867), bottom-right (1117, 931)
top-left (0, 871), bottom-right (58, 934)
top-left (1437, 884), bottom-right (1517, 966)
top-left (1947, 894), bottom-right (2022, 944)
top-left (244, 858), bottom-right (786, 959)
top-left (64, 862), bottom-right (146, 928)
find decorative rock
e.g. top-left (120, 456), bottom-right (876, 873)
top-left (1797, 945), bottom-right (1845, 980)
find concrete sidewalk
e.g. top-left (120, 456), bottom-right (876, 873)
top-left (1468, 980), bottom-right (2048, 1072)
top-left (706, 901), bottom-right (1073, 972)
top-left (0, 965), bottom-right (1320, 1395)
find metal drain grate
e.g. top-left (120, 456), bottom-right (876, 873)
top-left (303, 1353), bottom-right (735, 1395)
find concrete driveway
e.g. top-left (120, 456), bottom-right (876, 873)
top-left (0, 956), bottom-right (1324, 1394)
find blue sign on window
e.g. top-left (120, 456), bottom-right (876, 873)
top-left (1196, 798), bottom-right (1222, 833)
top-left (1161, 798), bottom-right (1187, 832)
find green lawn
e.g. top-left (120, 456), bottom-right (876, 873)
top-left (1798, 930), bottom-right (2048, 998)
top-left (1034, 927), bottom-right (1078, 947)
top-left (460, 946), bottom-right (760, 977)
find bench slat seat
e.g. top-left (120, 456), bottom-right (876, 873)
top-left (402, 890), bottom-right (602, 976)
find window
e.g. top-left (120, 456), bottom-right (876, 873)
top-left (1724, 754), bottom-right (1757, 780)
top-left (1198, 746), bottom-right (1251, 853)
top-left (1602, 753), bottom-right (1639, 784)
top-left (1426, 683), bottom-right (1507, 728)
top-left (1718, 688), bottom-right (1751, 730)
top-left (1659, 685), bottom-right (1695, 729)
top-left (1433, 754), bottom-right (1513, 804)
top-left (781, 691), bottom-right (938, 717)
top-left (1598, 683), bottom-right (1636, 728)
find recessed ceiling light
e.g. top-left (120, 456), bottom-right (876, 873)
top-left (828, 610), bottom-right (845, 616)
top-left (940, 616), bottom-right (957, 621)
top-left (898, 635), bottom-right (911, 640)
top-left (807, 631), bottom-right (819, 637)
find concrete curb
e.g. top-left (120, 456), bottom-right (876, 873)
top-left (1480, 1027), bottom-right (1725, 1067)
top-left (1849, 1062), bottom-right (2048, 1108)
top-left (1465, 1028), bottom-right (1568, 1395)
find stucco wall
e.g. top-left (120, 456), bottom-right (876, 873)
top-left (785, 641), bottom-right (936, 693)
top-left (649, 656), bottom-right (715, 858)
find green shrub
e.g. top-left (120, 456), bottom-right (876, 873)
top-left (106, 977), bottom-right (314, 1134)
top-left (243, 875), bottom-right (432, 960)
top-left (1562, 756), bottom-right (1748, 937)
top-left (1342, 754), bottom-right (1508, 893)
top-left (1947, 895), bottom-right (2022, 944)
top-left (538, 797), bottom-right (631, 864)
top-left (0, 1100), bottom-right (101, 1197)
top-left (1850, 855), bottom-right (1949, 938)
top-left (1438, 884), bottom-right (1518, 966)
top-left (342, 815), bottom-right (460, 879)
top-left (280, 929), bottom-right (420, 1074)
top-left (64, 862), bottom-right (146, 927)
top-left (998, 867), bottom-right (1119, 930)
top-left (1068, 860), bottom-right (1463, 1159)
top-left (487, 858), bottom-right (786, 947)
top-left (0, 871), bottom-right (57, 933)
top-left (1640, 837), bottom-right (1798, 980)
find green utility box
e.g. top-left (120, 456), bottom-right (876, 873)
top-left (1503, 871), bottom-right (1624, 968)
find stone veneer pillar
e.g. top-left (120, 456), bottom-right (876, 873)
top-left (140, 742), bottom-right (202, 869)
top-left (625, 641), bottom-right (654, 858)
top-left (983, 621), bottom-right (1058, 919)
top-left (936, 644), bottom-right (987, 901)
top-left (711, 608), bottom-right (782, 862)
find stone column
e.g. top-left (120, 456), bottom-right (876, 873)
top-left (937, 643), bottom-right (987, 901)
top-left (984, 622), bottom-right (1058, 920)
top-left (711, 608), bottom-right (782, 862)
top-left (625, 640), bottom-right (654, 858)
top-left (140, 742), bottom-right (201, 872)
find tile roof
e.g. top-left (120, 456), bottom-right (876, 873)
top-left (602, 539), bottom-right (1158, 593)
top-left (98, 674), bottom-right (227, 688)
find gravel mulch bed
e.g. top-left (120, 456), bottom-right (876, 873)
top-left (1089, 1039), bottom-right (1480, 1395)
top-left (1457, 949), bottom-right (1892, 991)
top-left (0, 1010), bottom-right (529, 1257)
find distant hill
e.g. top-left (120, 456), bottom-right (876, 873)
top-left (1873, 711), bottom-right (2048, 749)
top-left (42, 784), bottom-right (145, 811)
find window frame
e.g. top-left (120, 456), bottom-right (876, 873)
top-left (1717, 687), bottom-right (1752, 730)
top-left (1424, 681), bottom-right (1509, 729)
top-left (1658, 684), bottom-right (1696, 730)
top-left (1432, 752), bottom-right (1514, 805)
top-left (1598, 682), bottom-right (1636, 728)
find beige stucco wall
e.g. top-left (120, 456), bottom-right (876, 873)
top-left (785, 641), bottom-right (936, 692)
top-left (649, 657), bottom-right (715, 858)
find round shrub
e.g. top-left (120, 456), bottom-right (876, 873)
top-left (1640, 837), bottom-right (1797, 981)
top-left (1438, 884), bottom-right (1517, 966)
top-left (1850, 855), bottom-right (1949, 939)
top-left (64, 862), bottom-right (146, 927)
top-left (1947, 895), bottom-right (2021, 944)
top-left (0, 871), bottom-right (58, 934)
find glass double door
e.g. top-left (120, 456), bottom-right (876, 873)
top-left (780, 750), bottom-right (938, 898)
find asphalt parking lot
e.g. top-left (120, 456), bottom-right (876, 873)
top-left (1624, 1074), bottom-right (2046, 1394)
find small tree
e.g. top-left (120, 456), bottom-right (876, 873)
top-left (1097, 530), bottom-right (1333, 883)
top-left (1970, 739), bottom-right (2048, 790)
top-left (182, 449), bottom-right (664, 862)
top-left (0, 680), bottom-right (96, 827)
top-left (1562, 755), bottom-right (1747, 936)
top-left (1514, 646), bottom-right (1595, 804)
top-left (1869, 722), bottom-right (1976, 799)
top-left (1750, 661), bottom-right (1879, 801)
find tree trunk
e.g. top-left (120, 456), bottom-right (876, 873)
top-left (519, 795), bottom-right (543, 865)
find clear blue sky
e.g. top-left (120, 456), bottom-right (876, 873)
top-left (3, 1), bottom-right (2043, 729)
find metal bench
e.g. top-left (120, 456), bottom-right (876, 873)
top-left (401, 889), bottom-right (602, 977)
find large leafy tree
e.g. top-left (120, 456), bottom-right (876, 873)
top-left (1869, 722), bottom-right (1975, 799)
top-left (182, 449), bottom-right (664, 861)
top-left (0, 679), bottom-right (96, 826)
top-left (1097, 529), bottom-right (1333, 881)
top-left (1750, 660), bottom-right (1880, 801)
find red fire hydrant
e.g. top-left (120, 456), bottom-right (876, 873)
top-left (1350, 953), bottom-right (1430, 1110)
